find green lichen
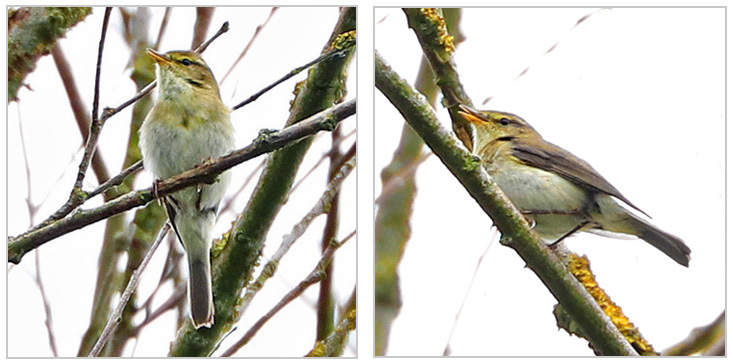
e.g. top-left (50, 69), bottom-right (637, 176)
top-left (8, 7), bottom-right (92, 101)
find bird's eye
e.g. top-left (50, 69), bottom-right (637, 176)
top-left (499, 118), bottom-right (511, 126)
top-left (181, 58), bottom-right (192, 66)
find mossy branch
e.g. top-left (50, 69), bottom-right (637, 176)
top-left (374, 9), bottom-right (464, 356)
top-left (8, 7), bottom-right (92, 102)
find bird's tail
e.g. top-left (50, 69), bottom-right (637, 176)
top-left (628, 214), bottom-right (691, 267)
top-left (170, 205), bottom-right (216, 329)
top-left (188, 255), bottom-right (214, 329)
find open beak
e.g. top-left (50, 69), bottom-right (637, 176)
top-left (457, 104), bottom-right (486, 125)
top-left (146, 48), bottom-right (171, 65)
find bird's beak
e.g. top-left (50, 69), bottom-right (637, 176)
top-left (457, 104), bottom-right (486, 125)
top-left (147, 48), bottom-right (171, 65)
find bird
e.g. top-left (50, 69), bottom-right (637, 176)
top-left (457, 104), bottom-right (691, 266)
top-left (140, 48), bottom-right (235, 328)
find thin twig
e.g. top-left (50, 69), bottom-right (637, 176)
top-left (153, 7), bottom-right (171, 50)
top-left (237, 154), bottom-right (355, 317)
top-left (136, 237), bottom-right (178, 318)
top-left (217, 159), bottom-right (265, 216)
top-left (88, 224), bottom-right (170, 357)
top-left (71, 7), bottom-right (111, 193)
top-left (231, 46), bottom-right (353, 111)
top-left (86, 161), bottom-right (143, 199)
top-left (481, 8), bottom-right (609, 105)
top-left (221, 7), bottom-right (278, 83)
top-left (34, 251), bottom-right (59, 357)
top-left (317, 123), bottom-right (344, 340)
top-left (442, 229), bottom-right (498, 356)
top-left (40, 160), bottom-right (142, 228)
top-left (374, 151), bottom-right (431, 205)
top-left (9, 99), bottom-right (356, 264)
top-left (51, 44), bottom-right (110, 184)
top-left (192, 7), bottom-right (215, 50)
top-left (194, 20), bottom-right (229, 53)
top-left (17, 107), bottom-right (36, 219)
top-left (133, 282), bottom-right (187, 335)
top-left (662, 311), bottom-right (725, 356)
top-left (19, 108), bottom-right (58, 356)
top-left (291, 130), bottom-right (355, 193)
top-left (306, 305), bottom-right (356, 356)
top-left (221, 230), bottom-right (355, 357)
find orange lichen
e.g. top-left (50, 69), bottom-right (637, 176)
top-left (568, 253), bottom-right (657, 355)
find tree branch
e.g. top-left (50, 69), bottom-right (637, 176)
top-left (88, 225), bottom-right (169, 357)
top-left (403, 8), bottom-right (474, 151)
top-left (374, 9), bottom-right (463, 355)
top-left (221, 230), bottom-right (355, 357)
top-left (8, 99), bottom-right (355, 264)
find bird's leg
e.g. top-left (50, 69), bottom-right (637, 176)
top-left (549, 220), bottom-right (590, 248)
top-left (519, 208), bottom-right (582, 232)
top-left (153, 179), bottom-right (164, 206)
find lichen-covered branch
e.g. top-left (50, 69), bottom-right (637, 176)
top-left (8, 7), bottom-right (92, 101)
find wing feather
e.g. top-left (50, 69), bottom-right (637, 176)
top-left (511, 139), bottom-right (649, 217)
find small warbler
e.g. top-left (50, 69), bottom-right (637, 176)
top-left (457, 104), bottom-right (691, 267)
top-left (140, 49), bottom-right (235, 328)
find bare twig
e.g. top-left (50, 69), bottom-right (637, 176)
top-left (317, 124), bottom-right (344, 340)
top-left (34, 251), bottom-right (59, 357)
top-left (374, 151), bottom-right (431, 205)
top-left (51, 44), bottom-right (110, 184)
top-left (442, 229), bottom-right (498, 356)
top-left (194, 20), bottom-right (229, 53)
top-left (153, 7), bottom-right (171, 50)
top-left (8, 98), bottom-right (355, 263)
top-left (237, 153), bottom-right (355, 317)
top-left (221, 7), bottom-right (278, 83)
top-left (291, 130), bottom-right (355, 193)
top-left (306, 305), bottom-right (356, 356)
top-left (17, 107), bottom-right (36, 219)
top-left (217, 159), bottom-right (265, 215)
top-left (663, 311), bottom-right (725, 356)
top-left (222, 230), bottom-right (356, 357)
top-left (86, 161), bottom-right (143, 200)
top-left (88, 224), bottom-right (170, 357)
top-left (133, 282), bottom-right (187, 334)
top-left (231, 45), bottom-right (353, 111)
top-left (71, 7), bottom-right (111, 193)
top-left (192, 7), bottom-right (215, 50)
top-left (481, 8), bottom-right (609, 105)
top-left (19, 108), bottom-right (58, 356)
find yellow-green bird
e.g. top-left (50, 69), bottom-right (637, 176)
top-left (458, 104), bottom-right (690, 267)
top-left (140, 49), bottom-right (234, 329)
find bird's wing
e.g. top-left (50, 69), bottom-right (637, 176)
top-left (511, 139), bottom-right (649, 217)
top-left (164, 195), bottom-right (185, 246)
